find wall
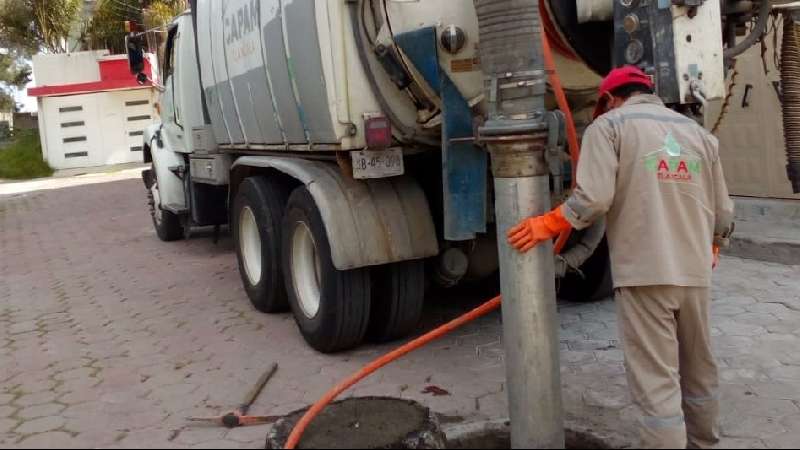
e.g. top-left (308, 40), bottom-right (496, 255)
top-left (708, 29), bottom-right (800, 200)
top-left (12, 113), bottom-right (38, 130)
top-left (39, 89), bottom-right (156, 170)
top-left (32, 51), bottom-right (109, 87)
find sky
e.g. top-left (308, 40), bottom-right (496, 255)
top-left (14, 79), bottom-right (37, 113)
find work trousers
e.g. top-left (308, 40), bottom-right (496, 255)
top-left (616, 286), bottom-right (720, 449)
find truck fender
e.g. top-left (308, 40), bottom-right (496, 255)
top-left (148, 130), bottom-right (187, 213)
top-left (231, 156), bottom-right (439, 271)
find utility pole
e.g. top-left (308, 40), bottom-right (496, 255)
top-left (473, 0), bottom-right (565, 448)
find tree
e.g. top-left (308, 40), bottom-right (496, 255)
top-left (0, 0), bottom-right (83, 54)
top-left (0, 48), bottom-right (31, 112)
top-left (86, 0), bottom-right (186, 54)
top-left (144, 0), bottom-right (186, 29)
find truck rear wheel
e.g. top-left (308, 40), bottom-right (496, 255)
top-left (282, 187), bottom-right (371, 353)
top-left (367, 261), bottom-right (425, 343)
top-left (233, 177), bottom-right (291, 314)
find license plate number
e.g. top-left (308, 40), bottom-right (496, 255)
top-left (351, 149), bottom-right (404, 179)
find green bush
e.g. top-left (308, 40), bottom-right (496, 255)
top-left (0, 131), bottom-right (54, 180)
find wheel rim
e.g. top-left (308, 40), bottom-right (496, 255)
top-left (239, 206), bottom-right (263, 286)
top-left (151, 182), bottom-right (163, 225)
top-left (291, 221), bottom-right (322, 319)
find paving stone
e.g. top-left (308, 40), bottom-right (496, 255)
top-left (16, 432), bottom-right (83, 449)
top-left (225, 425), bottom-right (275, 444)
top-left (560, 351), bottom-right (596, 365)
top-left (715, 437), bottom-right (768, 449)
top-left (763, 430), bottom-right (800, 449)
top-left (0, 406), bottom-right (15, 419)
top-left (749, 382), bottom-right (800, 401)
top-left (717, 321), bottom-right (768, 337)
top-left (191, 439), bottom-right (251, 449)
top-left (583, 384), bottom-right (630, 410)
top-left (17, 402), bottom-right (66, 420)
top-left (0, 433), bottom-right (16, 446)
top-left (173, 428), bottom-right (227, 446)
top-left (729, 397), bottom-right (800, 418)
top-left (767, 366), bottom-right (800, 382)
top-left (0, 418), bottom-right (19, 434)
top-left (14, 391), bottom-right (57, 408)
top-left (721, 415), bottom-right (787, 439)
top-left (712, 304), bottom-right (748, 316)
top-left (15, 415), bottom-right (65, 434)
top-left (9, 322), bottom-right (38, 335)
top-left (2, 177), bottom-right (799, 449)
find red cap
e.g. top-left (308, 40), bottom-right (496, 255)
top-left (593, 66), bottom-right (655, 118)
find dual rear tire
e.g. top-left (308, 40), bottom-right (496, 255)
top-left (233, 178), bottom-right (425, 353)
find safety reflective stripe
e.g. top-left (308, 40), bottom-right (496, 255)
top-left (684, 392), bottom-right (720, 406)
top-left (563, 198), bottom-right (592, 226)
top-left (642, 415), bottom-right (686, 429)
top-left (608, 112), bottom-right (700, 127)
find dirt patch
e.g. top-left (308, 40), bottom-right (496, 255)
top-left (266, 397), bottom-right (447, 449)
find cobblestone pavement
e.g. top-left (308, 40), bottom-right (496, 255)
top-left (1, 178), bottom-right (799, 449)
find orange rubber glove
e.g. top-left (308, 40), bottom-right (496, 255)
top-left (713, 245), bottom-right (721, 269)
top-left (507, 206), bottom-right (572, 253)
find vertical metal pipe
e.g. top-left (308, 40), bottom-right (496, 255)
top-left (473, 0), bottom-right (565, 447)
top-left (491, 145), bottom-right (565, 449)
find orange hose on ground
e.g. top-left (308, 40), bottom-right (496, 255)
top-left (283, 296), bottom-right (503, 449)
top-left (284, 22), bottom-right (587, 450)
top-left (542, 26), bottom-right (582, 255)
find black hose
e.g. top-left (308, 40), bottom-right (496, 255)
top-left (781, 12), bottom-right (800, 193)
top-left (724, 0), bottom-right (773, 60)
top-left (348, 0), bottom-right (439, 148)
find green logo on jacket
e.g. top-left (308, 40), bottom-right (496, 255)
top-left (644, 133), bottom-right (702, 182)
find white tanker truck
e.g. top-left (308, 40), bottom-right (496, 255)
top-left (127, 0), bottom-right (797, 353)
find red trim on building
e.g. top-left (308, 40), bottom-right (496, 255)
top-left (28, 56), bottom-right (154, 98)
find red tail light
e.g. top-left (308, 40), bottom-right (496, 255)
top-left (364, 115), bottom-right (392, 149)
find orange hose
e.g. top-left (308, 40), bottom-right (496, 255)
top-left (542, 25), bottom-right (582, 255)
top-left (284, 21), bottom-right (587, 450)
top-left (283, 296), bottom-right (503, 449)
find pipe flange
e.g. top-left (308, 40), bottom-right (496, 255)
top-left (487, 132), bottom-right (549, 178)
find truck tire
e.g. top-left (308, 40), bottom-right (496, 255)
top-left (148, 167), bottom-right (183, 242)
top-left (233, 177), bottom-right (291, 314)
top-left (282, 187), bottom-right (371, 353)
top-left (367, 261), bottom-right (425, 343)
top-left (558, 239), bottom-right (614, 302)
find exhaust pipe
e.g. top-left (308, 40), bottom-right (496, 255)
top-left (473, 1), bottom-right (565, 448)
top-left (782, 10), bottom-right (800, 193)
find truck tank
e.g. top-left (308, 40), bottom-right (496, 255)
top-left (192, 0), bottom-right (606, 153)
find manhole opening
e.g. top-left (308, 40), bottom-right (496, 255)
top-left (447, 426), bottom-right (614, 449)
top-left (266, 397), bottom-right (618, 449)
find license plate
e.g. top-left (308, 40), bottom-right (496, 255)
top-left (351, 149), bottom-right (405, 179)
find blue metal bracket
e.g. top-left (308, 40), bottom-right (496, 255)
top-left (395, 27), bottom-right (487, 241)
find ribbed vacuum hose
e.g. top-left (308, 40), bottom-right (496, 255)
top-left (474, 0), bottom-right (548, 130)
top-left (781, 13), bottom-right (800, 193)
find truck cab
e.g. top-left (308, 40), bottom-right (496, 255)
top-left (139, 12), bottom-right (229, 241)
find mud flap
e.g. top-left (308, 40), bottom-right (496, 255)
top-left (142, 169), bottom-right (154, 190)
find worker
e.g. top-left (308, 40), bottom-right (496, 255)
top-left (507, 66), bottom-right (735, 449)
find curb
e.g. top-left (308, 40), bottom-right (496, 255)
top-left (726, 236), bottom-right (800, 266)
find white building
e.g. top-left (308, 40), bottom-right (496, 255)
top-left (28, 50), bottom-right (158, 170)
